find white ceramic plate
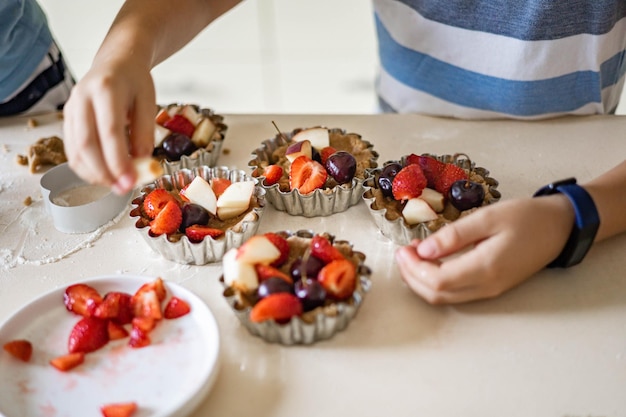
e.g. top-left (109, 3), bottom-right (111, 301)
top-left (0, 275), bottom-right (220, 417)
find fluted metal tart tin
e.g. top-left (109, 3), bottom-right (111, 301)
top-left (130, 166), bottom-right (265, 265)
top-left (221, 229), bottom-right (372, 345)
top-left (362, 153), bottom-right (501, 246)
top-left (156, 103), bottom-right (227, 174)
top-left (248, 127), bottom-right (378, 217)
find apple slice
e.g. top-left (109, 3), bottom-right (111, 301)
top-left (223, 248), bottom-right (259, 291)
top-left (180, 105), bottom-right (202, 126)
top-left (216, 181), bottom-right (254, 208)
top-left (236, 235), bottom-right (281, 265)
top-left (183, 176), bottom-right (217, 215)
top-left (191, 117), bottom-right (217, 147)
top-left (155, 108), bottom-right (171, 126)
top-left (291, 127), bottom-right (329, 150)
top-left (166, 105), bottom-right (182, 117)
top-left (402, 198), bottom-right (439, 225)
top-left (154, 124), bottom-right (171, 148)
top-left (285, 140), bottom-right (312, 163)
top-left (216, 206), bottom-right (247, 220)
top-left (419, 188), bottom-right (445, 213)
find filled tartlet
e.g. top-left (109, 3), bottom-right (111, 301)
top-left (153, 103), bottom-right (227, 174)
top-left (130, 166), bottom-right (265, 265)
top-left (249, 126), bottom-right (378, 216)
top-left (221, 229), bottom-right (371, 345)
top-left (362, 153), bottom-right (500, 245)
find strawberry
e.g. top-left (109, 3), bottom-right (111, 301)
top-left (128, 326), bottom-right (151, 349)
top-left (310, 235), bottom-right (345, 264)
top-left (392, 164), bottom-right (427, 201)
top-left (289, 155), bottom-right (327, 195)
top-left (3, 339), bottom-right (32, 362)
top-left (262, 165), bottom-right (283, 186)
top-left (317, 259), bottom-right (357, 300)
top-left (149, 200), bottom-right (182, 236)
top-left (100, 402), bottom-right (138, 417)
top-left (407, 154), bottom-right (446, 189)
top-left (254, 264), bottom-right (293, 284)
top-left (185, 224), bottom-right (225, 243)
top-left (50, 352), bottom-right (85, 372)
top-left (249, 293), bottom-right (302, 323)
top-left (107, 321), bottom-right (129, 340)
top-left (264, 232), bottom-right (290, 267)
top-left (131, 317), bottom-right (157, 333)
top-left (135, 277), bottom-right (167, 302)
top-left (162, 114), bottom-right (195, 137)
top-left (68, 317), bottom-right (110, 354)
top-left (434, 163), bottom-right (467, 195)
top-left (143, 189), bottom-right (177, 219)
top-left (131, 288), bottom-right (163, 320)
top-left (211, 177), bottom-right (232, 198)
top-left (155, 108), bottom-right (171, 126)
top-left (178, 184), bottom-right (191, 202)
top-left (163, 297), bottom-right (191, 319)
top-left (320, 146), bottom-right (338, 165)
top-left (94, 292), bottom-right (133, 325)
top-left (64, 283), bottom-right (103, 317)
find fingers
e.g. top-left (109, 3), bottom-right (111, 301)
top-left (128, 75), bottom-right (156, 158)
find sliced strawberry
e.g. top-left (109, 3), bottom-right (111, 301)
top-left (317, 259), bottom-right (357, 300)
top-left (68, 317), bottom-right (110, 354)
top-left (162, 114), bottom-right (195, 137)
top-left (434, 163), bottom-right (468, 195)
top-left (264, 232), bottom-right (290, 267)
top-left (185, 224), bottom-right (225, 243)
top-left (50, 352), bottom-right (85, 372)
top-left (210, 177), bottom-right (232, 198)
top-left (100, 402), bottom-right (138, 417)
top-left (135, 277), bottom-right (167, 302)
top-left (254, 264), bottom-right (293, 284)
top-left (94, 292), bottom-right (133, 325)
top-left (143, 189), bottom-right (177, 219)
top-left (392, 164), bottom-right (427, 201)
top-left (131, 289), bottom-right (163, 320)
top-left (101, 402), bottom-right (138, 417)
top-left (163, 297), bottom-right (191, 319)
top-left (178, 184), bottom-right (191, 202)
top-left (128, 326), bottom-right (151, 349)
top-left (262, 165), bottom-right (283, 186)
top-left (407, 154), bottom-right (446, 189)
top-left (289, 155), bottom-right (327, 195)
top-left (249, 293), bottom-right (302, 323)
top-left (155, 108), bottom-right (172, 126)
top-left (3, 339), bottom-right (32, 362)
top-left (310, 235), bottom-right (345, 264)
top-left (149, 200), bottom-right (182, 236)
top-left (131, 317), bottom-right (157, 333)
top-left (64, 283), bottom-right (103, 317)
top-left (320, 146), bottom-right (338, 165)
top-left (107, 321), bottom-right (129, 340)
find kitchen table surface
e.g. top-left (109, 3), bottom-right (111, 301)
top-left (1, 112), bottom-right (625, 417)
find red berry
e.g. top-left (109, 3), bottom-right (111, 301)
top-left (210, 177), bottom-right (232, 198)
top-left (68, 317), bottom-right (110, 354)
top-left (250, 293), bottom-right (302, 323)
top-left (107, 321), bottom-right (129, 340)
top-left (320, 146), bottom-right (338, 165)
top-left (434, 163), bottom-right (467, 195)
top-left (143, 189), bottom-right (177, 220)
top-left (64, 283), bottom-right (103, 317)
top-left (50, 352), bottom-right (85, 372)
top-left (392, 164), bottom-right (427, 201)
top-left (3, 339), bottom-right (32, 362)
top-left (289, 155), bottom-right (327, 194)
top-left (310, 235), bottom-right (344, 264)
top-left (407, 154), bottom-right (446, 189)
top-left (162, 114), bottom-right (195, 137)
top-left (149, 200), bottom-right (182, 236)
top-left (254, 264), bottom-right (293, 284)
top-left (317, 259), bottom-right (357, 300)
top-left (100, 402), bottom-right (138, 417)
top-left (264, 232), bottom-right (290, 267)
top-left (185, 224), bottom-right (225, 242)
top-left (164, 297), bottom-right (192, 319)
top-left (94, 291), bottom-right (133, 324)
top-left (262, 165), bottom-right (283, 186)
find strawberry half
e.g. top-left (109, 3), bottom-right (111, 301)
top-left (434, 163), bottom-right (467, 195)
top-left (162, 114), bottom-right (195, 137)
top-left (68, 317), bottom-right (110, 354)
top-left (264, 232), bottom-right (290, 267)
top-left (249, 293), bottom-right (303, 323)
top-left (100, 402), bottom-right (138, 417)
top-left (318, 259), bottom-right (357, 300)
top-left (107, 321), bottom-right (129, 340)
top-left (392, 164), bottom-right (427, 201)
top-left (320, 146), bottom-right (338, 165)
top-left (255, 264), bottom-right (293, 284)
top-left (211, 177), bottom-right (232, 198)
top-left (407, 154), bottom-right (446, 189)
top-left (163, 297), bottom-right (191, 319)
top-left (310, 235), bottom-right (345, 264)
top-left (94, 291), bottom-right (133, 325)
top-left (143, 189), bottom-right (178, 219)
top-left (289, 155), bottom-right (327, 195)
top-left (149, 200), bottom-right (182, 236)
top-left (262, 165), bottom-right (283, 186)
top-left (3, 339), bottom-right (33, 362)
top-left (50, 352), bottom-right (85, 372)
top-left (64, 283), bottom-right (103, 317)
top-left (185, 225), bottom-right (225, 243)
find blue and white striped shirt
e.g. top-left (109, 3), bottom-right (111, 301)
top-left (373, 0), bottom-right (626, 119)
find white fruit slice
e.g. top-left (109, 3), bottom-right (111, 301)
top-left (236, 235), bottom-right (281, 265)
top-left (180, 105), bottom-right (202, 126)
top-left (166, 105), bottom-right (182, 117)
top-left (291, 127), bottom-right (329, 150)
top-left (217, 205), bottom-right (248, 220)
top-left (154, 124), bottom-right (171, 148)
top-left (419, 188), bottom-right (445, 213)
top-left (216, 181), bottom-right (254, 208)
top-left (191, 117), bottom-right (216, 147)
top-left (285, 140), bottom-right (312, 163)
top-left (223, 248), bottom-right (259, 291)
top-left (403, 198), bottom-right (439, 225)
top-left (184, 176), bottom-right (217, 215)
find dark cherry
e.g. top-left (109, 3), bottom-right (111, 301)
top-left (449, 180), bottom-right (485, 211)
top-left (312, 147), bottom-right (322, 163)
top-left (325, 151), bottom-right (357, 184)
top-left (377, 162), bottom-right (402, 198)
top-left (289, 255), bottom-right (325, 281)
top-left (294, 278), bottom-right (327, 312)
top-left (179, 203), bottom-right (210, 232)
top-left (257, 277), bottom-right (294, 299)
top-left (162, 133), bottom-right (197, 160)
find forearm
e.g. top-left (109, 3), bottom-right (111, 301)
top-left (584, 160), bottom-right (626, 241)
top-left (92, 0), bottom-right (241, 70)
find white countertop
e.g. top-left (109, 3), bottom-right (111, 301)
top-left (1, 112), bottom-right (625, 416)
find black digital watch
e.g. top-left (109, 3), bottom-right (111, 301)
top-left (533, 178), bottom-right (600, 268)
